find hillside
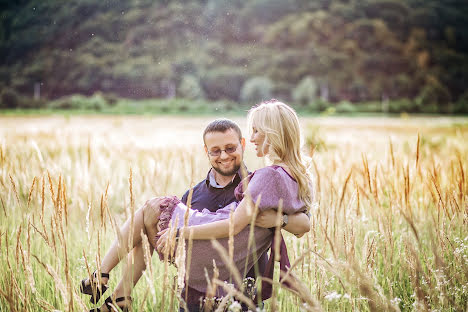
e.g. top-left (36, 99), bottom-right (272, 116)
top-left (1, 0), bottom-right (468, 113)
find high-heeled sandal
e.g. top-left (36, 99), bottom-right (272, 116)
top-left (90, 296), bottom-right (132, 312)
top-left (80, 271), bottom-right (110, 304)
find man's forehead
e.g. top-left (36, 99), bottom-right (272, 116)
top-left (204, 130), bottom-right (241, 147)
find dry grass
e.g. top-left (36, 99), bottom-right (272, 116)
top-left (0, 115), bottom-right (467, 311)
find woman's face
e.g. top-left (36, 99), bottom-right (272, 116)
top-left (250, 125), bottom-right (269, 157)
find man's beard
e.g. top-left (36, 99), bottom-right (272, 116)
top-left (212, 163), bottom-right (240, 177)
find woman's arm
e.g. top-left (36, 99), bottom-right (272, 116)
top-left (255, 210), bottom-right (310, 237)
top-left (185, 198), bottom-right (252, 239)
top-left (156, 198), bottom-right (252, 252)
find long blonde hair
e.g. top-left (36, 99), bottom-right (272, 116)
top-left (248, 100), bottom-right (313, 211)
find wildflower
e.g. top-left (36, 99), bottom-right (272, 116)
top-left (228, 300), bottom-right (242, 312)
top-left (390, 297), bottom-right (402, 306)
top-left (324, 291), bottom-right (342, 301)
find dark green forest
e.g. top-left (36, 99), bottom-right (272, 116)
top-left (1, 0), bottom-right (468, 113)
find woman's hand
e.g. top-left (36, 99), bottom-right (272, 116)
top-left (156, 228), bottom-right (181, 261)
top-left (156, 228), bottom-right (170, 254)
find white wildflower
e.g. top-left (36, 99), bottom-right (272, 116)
top-left (390, 297), bottom-right (402, 306)
top-left (228, 300), bottom-right (242, 312)
top-left (324, 291), bottom-right (342, 301)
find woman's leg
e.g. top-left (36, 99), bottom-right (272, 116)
top-left (97, 242), bottom-right (152, 311)
top-left (100, 206), bottom-right (148, 273)
top-left (84, 199), bottom-right (161, 282)
top-left (82, 197), bottom-right (163, 309)
top-left (116, 242), bottom-right (152, 294)
top-left (101, 196), bottom-right (164, 272)
top-left (96, 198), bottom-right (164, 310)
top-left (143, 197), bottom-right (164, 250)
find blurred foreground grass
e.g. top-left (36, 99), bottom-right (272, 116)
top-left (0, 115), bottom-right (467, 311)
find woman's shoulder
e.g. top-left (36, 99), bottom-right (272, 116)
top-left (253, 165), bottom-right (293, 181)
top-left (247, 165), bottom-right (302, 212)
top-left (249, 166), bottom-right (297, 191)
top-left (253, 165), bottom-right (280, 175)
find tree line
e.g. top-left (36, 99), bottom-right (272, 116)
top-left (1, 0), bottom-right (467, 113)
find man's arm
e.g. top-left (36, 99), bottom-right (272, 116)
top-left (255, 210), bottom-right (310, 237)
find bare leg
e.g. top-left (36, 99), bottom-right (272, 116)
top-left (96, 197), bottom-right (164, 311)
top-left (119, 242), bottom-right (153, 293)
top-left (83, 201), bottom-right (160, 285)
top-left (82, 198), bottom-right (163, 308)
top-left (101, 205), bottom-right (152, 273)
top-left (144, 210), bottom-right (161, 250)
top-left (98, 242), bottom-right (152, 311)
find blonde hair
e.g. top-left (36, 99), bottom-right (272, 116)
top-left (247, 99), bottom-right (313, 211)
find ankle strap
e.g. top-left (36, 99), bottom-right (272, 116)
top-left (105, 296), bottom-right (132, 304)
top-left (93, 271), bottom-right (110, 279)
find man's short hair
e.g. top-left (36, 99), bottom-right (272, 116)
top-left (203, 118), bottom-right (243, 144)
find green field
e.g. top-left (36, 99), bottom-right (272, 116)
top-left (0, 115), bottom-right (467, 311)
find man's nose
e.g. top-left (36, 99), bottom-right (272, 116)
top-left (219, 150), bottom-right (229, 158)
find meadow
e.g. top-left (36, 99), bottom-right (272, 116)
top-left (0, 115), bottom-right (466, 311)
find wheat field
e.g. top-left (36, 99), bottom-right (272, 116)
top-left (0, 115), bottom-right (467, 311)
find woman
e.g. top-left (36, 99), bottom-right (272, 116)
top-left (80, 100), bottom-right (313, 311)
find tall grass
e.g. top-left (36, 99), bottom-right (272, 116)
top-left (0, 116), bottom-right (466, 311)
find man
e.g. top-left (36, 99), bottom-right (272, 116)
top-left (177, 119), bottom-right (310, 311)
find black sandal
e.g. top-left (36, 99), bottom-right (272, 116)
top-left (90, 296), bottom-right (132, 312)
top-left (80, 271), bottom-right (110, 304)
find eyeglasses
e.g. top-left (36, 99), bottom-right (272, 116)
top-left (207, 144), bottom-right (239, 157)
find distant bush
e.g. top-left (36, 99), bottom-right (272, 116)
top-left (302, 98), bottom-right (330, 112)
top-left (178, 75), bottom-right (204, 100)
top-left (201, 69), bottom-right (246, 101)
top-left (101, 93), bottom-right (119, 106)
top-left (48, 93), bottom-right (109, 111)
top-left (416, 81), bottom-right (452, 113)
top-left (335, 101), bottom-right (356, 113)
top-left (48, 95), bottom-right (85, 110)
top-left (387, 98), bottom-right (417, 113)
top-left (0, 88), bottom-right (20, 109)
top-left (240, 76), bottom-right (273, 105)
top-left (292, 76), bottom-right (317, 107)
top-left (353, 101), bottom-right (380, 112)
top-left (454, 90), bottom-right (468, 114)
top-left (0, 88), bottom-right (46, 109)
top-left (21, 98), bottom-right (47, 109)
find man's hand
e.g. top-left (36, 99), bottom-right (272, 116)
top-left (255, 209), bottom-right (281, 228)
top-left (255, 210), bottom-right (310, 237)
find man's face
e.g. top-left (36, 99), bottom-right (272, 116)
top-left (204, 129), bottom-right (245, 177)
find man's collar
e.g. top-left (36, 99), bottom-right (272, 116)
top-left (205, 164), bottom-right (248, 189)
top-left (207, 169), bottom-right (232, 188)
